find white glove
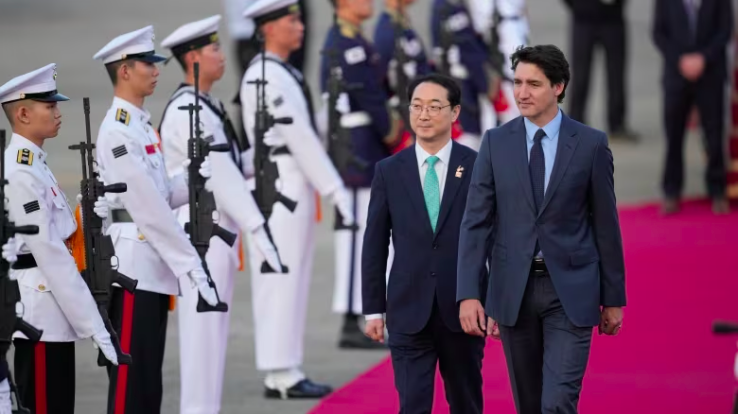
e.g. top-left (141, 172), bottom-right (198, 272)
top-left (75, 194), bottom-right (110, 220)
top-left (332, 189), bottom-right (355, 227)
top-left (1, 237), bottom-right (18, 264)
top-left (92, 328), bottom-right (118, 366)
top-left (251, 226), bottom-right (282, 272)
top-left (93, 196), bottom-right (109, 219)
top-left (187, 268), bottom-right (218, 306)
top-left (0, 379), bottom-right (10, 414)
top-left (182, 156), bottom-right (213, 180)
top-left (321, 92), bottom-right (351, 115)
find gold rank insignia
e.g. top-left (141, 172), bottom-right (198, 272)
top-left (16, 149), bottom-right (33, 166)
top-left (115, 108), bottom-right (130, 126)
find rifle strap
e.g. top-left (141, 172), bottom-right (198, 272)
top-left (160, 84), bottom-right (245, 170)
top-left (249, 57), bottom-right (319, 135)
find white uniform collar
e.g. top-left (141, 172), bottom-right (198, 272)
top-left (10, 133), bottom-right (47, 163)
top-left (415, 138), bottom-right (453, 169)
top-left (112, 96), bottom-right (151, 124)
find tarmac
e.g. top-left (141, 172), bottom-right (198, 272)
top-left (0, 0), bottom-right (724, 412)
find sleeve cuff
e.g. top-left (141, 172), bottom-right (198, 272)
top-left (365, 313), bottom-right (384, 321)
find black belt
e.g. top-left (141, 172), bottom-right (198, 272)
top-left (12, 254), bottom-right (37, 270)
top-left (530, 257), bottom-right (548, 275)
top-left (272, 145), bottom-right (291, 156)
top-left (111, 210), bottom-right (135, 223)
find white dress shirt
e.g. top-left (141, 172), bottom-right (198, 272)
top-left (366, 138), bottom-right (454, 322)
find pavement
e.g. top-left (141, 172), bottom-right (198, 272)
top-left (0, 0), bottom-right (723, 413)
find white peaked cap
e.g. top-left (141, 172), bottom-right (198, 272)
top-left (0, 63), bottom-right (69, 105)
top-left (93, 25), bottom-right (167, 65)
top-left (243, 0), bottom-right (300, 25)
top-left (161, 15), bottom-right (222, 56)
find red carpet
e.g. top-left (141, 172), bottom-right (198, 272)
top-left (310, 200), bottom-right (738, 414)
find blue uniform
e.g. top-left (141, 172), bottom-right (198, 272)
top-left (374, 10), bottom-right (433, 95)
top-left (320, 19), bottom-right (400, 188)
top-left (431, 0), bottom-right (491, 135)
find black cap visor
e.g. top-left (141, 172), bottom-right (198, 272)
top-left (125, 50), bottom-right (167, 63)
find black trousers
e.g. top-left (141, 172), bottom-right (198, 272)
top-left (568, 20), bottom-right (627, 132)
top-left (106, 289), bottom-right (169, 414)
top-left (388, 298), bottom-right (485, 414)
top-left (662, 78), bottom-right (727, 198)
top-left (499, 270), bottom-right (593, 414)
top-left (14, 339), bottom-right (75, 414)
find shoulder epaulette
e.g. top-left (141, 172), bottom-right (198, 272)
top-left (16, 148), bottom-right (33, 166)
top-left (115, 108), bottom-right (130, 126)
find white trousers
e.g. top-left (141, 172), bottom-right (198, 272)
top-left (246, 157), bottom-right (316, 371)
top-left (178, 237), bottom-right (237, 414)
top-left (332, 187), bottom-right (395, 315)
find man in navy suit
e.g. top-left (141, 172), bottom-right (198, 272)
top-left (458, 45), bottom-right (627, 414)
top-left (362, 73), bottom-right (484, 414)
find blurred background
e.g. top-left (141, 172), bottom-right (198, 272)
top-left (0, 0), bottom-right (737, 413)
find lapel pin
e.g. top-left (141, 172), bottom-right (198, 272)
top-left (455, 166), bottom-right (464, 178)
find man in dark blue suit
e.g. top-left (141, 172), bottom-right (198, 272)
top-left (458, 45), bottom-right (627, 414)
top-left (362, 73), bottom-right (484, 414)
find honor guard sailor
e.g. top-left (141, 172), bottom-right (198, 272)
top-left (321, 0), bottom-right (404, 350)
top-left (241, 0), bottom-right (353, 399)
top-left (158, 15), bottom-right (283, 413)
top-left (0, 64), bottom-right (118, 413)
top-left (468, 0), bottom-right (530, 124)
top-left (431, 0), bottom-right (498, 150)
top-left (92, 26), bottom-right (219, 414)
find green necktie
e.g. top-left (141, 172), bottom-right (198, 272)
top-left (423, 155), bottom-right (440, 231)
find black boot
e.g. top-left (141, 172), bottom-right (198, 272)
top-left (338, 314), bottom-right (387, 349)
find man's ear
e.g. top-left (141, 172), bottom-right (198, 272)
top-left (119, 62), bottom-right (131, 82)
top-left (451, 105), bottom-right (461, 123)
top-left (16, 103), bottom-right (32, 126)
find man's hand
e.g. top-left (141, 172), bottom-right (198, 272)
top-left (486, 316), bottom-right (500, 340)
top-left (599, 306), bottom-right (623, 335)
top-left (332, 189), bottom-right (355, 227)
top-left (679, 53), bottom-right (706, 82)
top-left (92, 328), bottom-right (118, 366)
top-left (1, 236), bottom-right (18, 264)
top-left (251, 225), bottom-right (283, 272)
top-left (187, 268), bottom-right (218, 306)
top-left (364, 318), bottom-right (385, 343)
top-left (459, 299), bottom-right (486, 337)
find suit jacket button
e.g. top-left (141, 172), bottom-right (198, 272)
top-left (38, 284), bottom-right (45, 291)
top-left (432, 243), bottom-right (438, 250)
top-left (430, 272), bottom-right (436, 277)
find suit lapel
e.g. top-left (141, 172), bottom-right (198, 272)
top-left (399, 147), bottom-right (434, 237)
top-left (433, 142), bottom-right (468, 239)
top-left (512, 119), bottom-right (537, 215)
top-left (537, 115), bottom-right (579, 218)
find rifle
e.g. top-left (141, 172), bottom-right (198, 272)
top-left (0, 129), bottom-right (43, 414)
top-left (69, 98), bottom-right (138, 367)
top-left (391, 1), bottom-right (412, 136)
top-left (487, 2), bottom-right (511, 83)
top-left (247, 34), bottom-right (297, 273)
top-left (178, 62), bottom-right (235, 312)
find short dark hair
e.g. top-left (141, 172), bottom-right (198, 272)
top-left (510, 44), bottom-right (570, 104)
top-left (104, 60), bottom-right (128, 86)
top-left (407, 73), bottom-right (462, 108)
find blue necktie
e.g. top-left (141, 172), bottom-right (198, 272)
top-left (530, 129), bottom-right (546, 256)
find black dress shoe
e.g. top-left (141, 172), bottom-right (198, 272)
top-left (338, 328), bottom-right (387, 349)
top-left (264, 378), bottom-right (333, 400)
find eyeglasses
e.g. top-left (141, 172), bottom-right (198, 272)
top-left (408, 104), bottom-right (451, 117)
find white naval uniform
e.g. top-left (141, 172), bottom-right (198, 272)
top-left (96, 97), bottom-right (200, 294)
top-left (241, 52), bottom-right (345, 374)
top-left (159, 86), bottom-right (264, 414)
top-left (5, 134), bottom-right (104, 342)
top-left (468, 0), bottom-right (530, 124)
